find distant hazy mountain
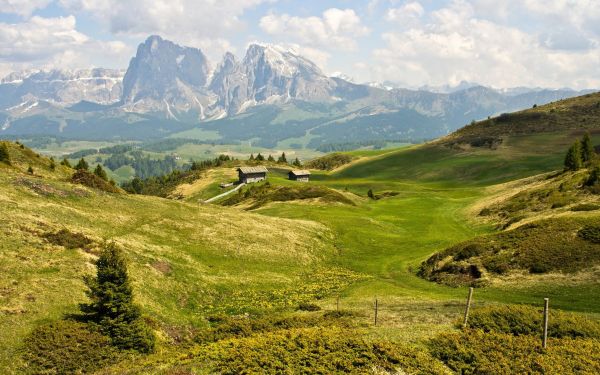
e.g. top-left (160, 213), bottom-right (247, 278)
top-left (0, 35), bottom-right (596, 147)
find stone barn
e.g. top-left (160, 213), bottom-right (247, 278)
top-left (237, 166), bottom-right (268, 184)
top-left (288, 170), bottom-right (310, 182)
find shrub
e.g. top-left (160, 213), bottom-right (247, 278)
top-left (71, 170), bottom-right (121, 193)
top-left (305, 153), bottom-right (352, 170)
top-left (0, 143), bottom-right (10, 165)
top-left (22, 320), bottom-right (118, 374)
top-left (200, 327), bottom-right (447, 375)
top-left (43, 229), bottom-right (93, 250)
top-left (298, 302), bottom-right (321, 311)
top-left (465, 305), bottom-right (600, 339)
top-left (578, 225), bottom-right (600, 243)
top-left (570, 203), bottom-right (600, 211)
top-left (429, 329), bottom-right (600, 374)
top-left (27, 165), bottom-right (34, 174)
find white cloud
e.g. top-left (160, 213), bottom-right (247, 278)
top-left (370, 0), bottom-right (600, 89)
top-left (0, 0), bottom-right (52, 17)
top-left (385, 2), bottom-right (424, 25)
top-left (56, 0), bottom-right (274, 69)
top-left (259, 8), bottom-right (369, 51)
top-left (0, 15), bottom-right (129, 77)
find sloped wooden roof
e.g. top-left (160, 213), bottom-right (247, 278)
top-left (237, 166), bottom-right (268, 174)
top-left (289, 170), bottom-right (311, 176)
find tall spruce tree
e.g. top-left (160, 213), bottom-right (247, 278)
top-left (278, 152), bottom-right (287, 164)
top-left (267, 154), bottom-right (275, 162)
top-left (564, 141), bottom-right (583, 171)
top-left (0, 143), bottom-right (10, 165)
top-left (94, 164), bottom-right (108, 181)
top-left (581, 132), bottom-right (594, 163)
top-left (80, 243), bottom-right (155, 353)
top-left (61, 158), bottom-right (72, 168)
top-left (255, 153), bottom-right (265, 161)
top-left (292, 157), bottom-right (302, 167)
top-left (248, 153), bottom-right (255, 161)
top-left (75, 158), bottom-right (89, 171)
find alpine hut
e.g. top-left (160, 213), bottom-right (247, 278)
top-left (288, 170), bottom-right (311, 182)
top-left (237, 166), bottom-right (268, 184)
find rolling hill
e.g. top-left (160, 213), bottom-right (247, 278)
top-left (2, 91), bottom-right (600, 373)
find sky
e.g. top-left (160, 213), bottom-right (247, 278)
top-left (0, 0), bottom-right (599, 89)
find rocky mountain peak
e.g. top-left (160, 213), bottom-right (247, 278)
top-left (122, 35), bottom-right (210, 104)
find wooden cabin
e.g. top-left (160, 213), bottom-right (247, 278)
top-left (288, 170), bottom-right (310, 182)
top-left (237, 166), bottom-right (268, 184)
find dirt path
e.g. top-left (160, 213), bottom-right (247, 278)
top-left (204, 183), bottom-right (245, 203)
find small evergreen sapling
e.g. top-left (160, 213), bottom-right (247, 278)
top-left (61, 158), bottom-right (72, 168)
top-left (0, 143), bottom-right (10, 165)
top-left (581, 132), bottom-right (594, 164)
top-left (564, 141), bottom-right (583, 171)
top-left (278, 152), bottom-right (287, 164)
top-left (75, 158), bottom-right (89, 171)
top-left (94, 164), bottom-right (108, 181)
top-left (80, 243), bottom-right (155, 353)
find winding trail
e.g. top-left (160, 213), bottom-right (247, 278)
top-left (204, 183), bottom-right (245, 203)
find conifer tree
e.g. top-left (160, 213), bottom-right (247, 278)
top-left (249, 153), bottom-right (255, 161)
top-left (49, 158), bottom-right (56, 171)
top-left (27, 165), bottom-right (34, 174)
top-left (255, 153), bottom-right (265, 161)
top-left (292, 157), bottom-right (302, 167)
top-left (267, 154), bottom-right (275, 162)
top-left (61, 158), bottom-right (72, 168)
top-left (80, 243), bottom-right (155, 353)
top-left (75, 158), bottom-right (89, 171)
top-left (581, 132), bottom-right (594, 163)
top-left (564, 141), bottom-right (583, 171)
top-left (367, 189), bottom-right (375, 199)
top-left (94, 164), bottom-right (108, 181)
top-left (0, 143), bottom-right (10, 165)
top-left (278, 152), bottom-right (287, 164)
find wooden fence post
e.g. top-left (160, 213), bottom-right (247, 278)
top-left (462, 287), bottom-right (474, 328)
top-left (374, 299), bottom-right (378, 326)
top-left (542, 298), bottom-right (549, 349)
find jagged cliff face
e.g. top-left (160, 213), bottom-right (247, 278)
top-left (120, 35), bottom-right (215, 118)
top-left (208, 44), bottom-right (336, 114)
top-left (0, 35), bottom-right (594, 141)
top-left (0, 68), bottom-right (123, 109)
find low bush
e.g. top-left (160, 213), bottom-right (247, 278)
top-left (465, 305), bottom-right (600, 339)
top-left (194, 312), bottom-right (354, 345)
top-left (71, 170), bottom-right (121, 193)
top-left (570, 203), bottom-right (600, 211)
top-left (22, 320), bottom-right (119, 374)
top-left (43, 229), bottom-right (93, 250)
top-left (199, 327), bottom-right (448, 374)
top-left (222, 183), bottom-right (355, 209)
top-left (578, 225), bottom-right (600, 243)
top-left (429, 329), bottom-right (600, 374)
top-left (305, 153), bottom-right (353, 171)
top-left (419, 217), bottom-right (600, 286)
top-left (298, 302), bottom-right (321, 311)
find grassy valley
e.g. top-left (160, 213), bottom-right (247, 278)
top-left (2, 92), bottom-right (600, 373)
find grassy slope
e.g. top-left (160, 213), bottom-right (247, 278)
top-left (255, 94), bottom-right (600, 325)
top-left (0, 142), bottom-right (352, 372)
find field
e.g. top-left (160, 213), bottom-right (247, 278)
top-left (2, 94), bottom-right (600, 373)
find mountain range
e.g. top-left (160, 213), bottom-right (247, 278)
top-left (0, 35), bottom-right (595, 148)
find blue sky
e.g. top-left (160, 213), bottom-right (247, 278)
top-left (1, 0), bottom-right (599, 89)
